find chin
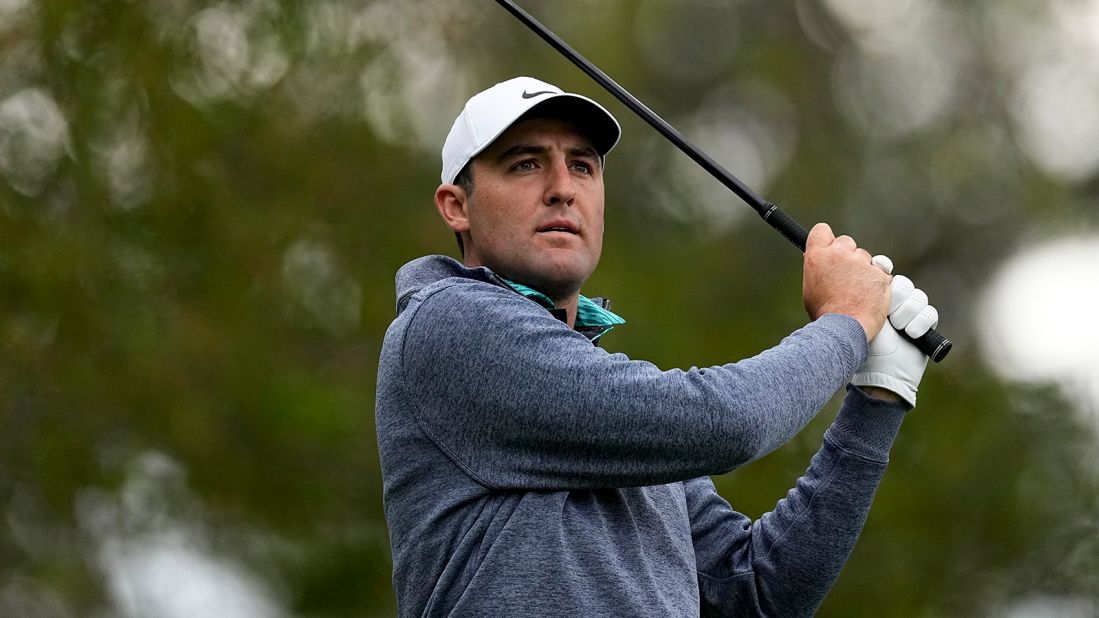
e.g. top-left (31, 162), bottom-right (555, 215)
top-left (527, 264), bottom-right (593, 298)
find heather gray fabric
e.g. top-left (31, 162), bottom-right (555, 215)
top-left (376, 255), bottom-right (909, 617)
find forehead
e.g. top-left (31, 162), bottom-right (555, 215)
top-left (479, 116), bottom-right (598, 158)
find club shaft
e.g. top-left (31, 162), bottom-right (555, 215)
top-left (493, 0), bottom-right (952, 363)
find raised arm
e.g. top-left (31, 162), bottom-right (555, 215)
top-left (397, 279), bottom-right (867, 490)
top-left (687, 386), bottom-right (907, 616)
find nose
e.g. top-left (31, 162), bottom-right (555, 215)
top-left (543, 158), bottom-right (575, 207)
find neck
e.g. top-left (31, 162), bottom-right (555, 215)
top-left (552, 295), bottom-right (580, 328)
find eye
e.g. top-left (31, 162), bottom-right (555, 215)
top-left (571, 161), bottom-right (594, 175)
top-left (511, 159), bottom-right (538, 172)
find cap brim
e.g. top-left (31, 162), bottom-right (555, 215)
top-left (517, 95), bottom-right (621, 157)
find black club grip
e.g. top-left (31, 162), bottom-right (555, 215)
top-left (762, 204), bottom-right (809, 251)
top-left (760, 204), bottom-right (953, 363)
top-left (908, 326), bottom-right (952, 363)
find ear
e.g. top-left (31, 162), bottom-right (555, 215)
top-left (434, 183), bottom-right (471, 234)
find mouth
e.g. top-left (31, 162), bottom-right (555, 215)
top-left (536, 220), bottom-right (580, 235)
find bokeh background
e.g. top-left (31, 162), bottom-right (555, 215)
top-left (2, 0), bottom-right (1098, 616)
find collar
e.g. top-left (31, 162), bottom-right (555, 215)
top-left (502, 279), bottom-right (626, 342)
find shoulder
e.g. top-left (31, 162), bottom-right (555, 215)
top-left (399, 276), bottom-right (569, 359)
top-left (406, 276), bottom-right (535, 327)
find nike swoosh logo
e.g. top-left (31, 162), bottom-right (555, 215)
top-left (521, 90), bottom-right (555, 99)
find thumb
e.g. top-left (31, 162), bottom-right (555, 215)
top-left (806, 223), bottom-right (835, 251)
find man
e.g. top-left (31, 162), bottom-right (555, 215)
top-left (376, 76), bottom-right (938, 616)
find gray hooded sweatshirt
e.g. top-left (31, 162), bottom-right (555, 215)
top-left (376, 255), bottom-right (909, 617)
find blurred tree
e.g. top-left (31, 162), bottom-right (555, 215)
top-left (0, 0), bottom-right (1096, 616)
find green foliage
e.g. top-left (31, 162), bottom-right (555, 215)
top-left (1, 0), bottom-right (1097, 615)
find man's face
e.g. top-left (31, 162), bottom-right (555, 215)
top-left (461, 117), bottom-right (605, 300)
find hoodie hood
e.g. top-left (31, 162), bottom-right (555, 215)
top-left (395, 255), bottom-right (503, 315)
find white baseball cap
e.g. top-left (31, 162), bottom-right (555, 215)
top-left (440, 76), bottom-right (621, 184)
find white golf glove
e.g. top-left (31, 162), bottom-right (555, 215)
top-left (850, 256), bottom-right (939, 408)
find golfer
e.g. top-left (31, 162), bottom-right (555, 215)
top-left (376, 76), bottom-right (939, 617)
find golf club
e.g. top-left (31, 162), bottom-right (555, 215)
top-left (494, 0), bottom-right (953, 362)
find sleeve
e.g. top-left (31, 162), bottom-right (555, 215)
top-left (688, 385), bottom-right (908, 617)
top-left (399, 280), bottom-right (869, 490)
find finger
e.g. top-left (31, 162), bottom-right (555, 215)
top-left (806, 223), bottom-right (835, 251)
top-left (904, 305), bottom-right (939, 338)
top-left (872, 254), bottom-right (894, 274)
top-left (890, 287), bottom-right (929, 328)
top-left (855, 248), bottom-right (873, 263)
top-left (888, 275), bottom-right (915, 314)
top-left (834, 234), bottom-right (857, 250)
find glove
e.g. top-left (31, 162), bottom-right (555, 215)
top-left (850, 255), bottom-right (939, 407)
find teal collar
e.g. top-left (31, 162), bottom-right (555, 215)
top-left (503, 279), bottom-right (625, 340)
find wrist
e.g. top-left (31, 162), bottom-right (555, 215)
top-left (859, 385), bottom-right (903, 403)
top-left (815, 308), bottom-right (876, 343)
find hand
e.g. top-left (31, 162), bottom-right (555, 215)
top-left (850, 262), bottom-right (939, 408)
top-left (802, 223), bottom-right (891, 341)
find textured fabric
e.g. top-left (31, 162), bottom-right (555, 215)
top-left (376, 254), bottom-right (909, 617)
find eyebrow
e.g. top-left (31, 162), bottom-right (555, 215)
top-left (495, 144), bottom-right (602, 166)
top-left (495, 145), bottom-right (548, 162)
